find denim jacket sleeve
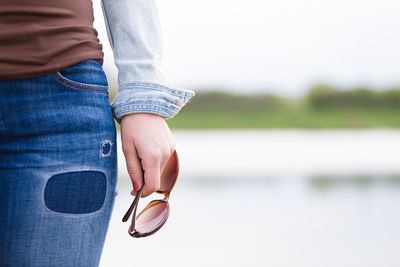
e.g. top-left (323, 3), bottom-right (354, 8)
top-left (100, 0), bottom-right (195, 124)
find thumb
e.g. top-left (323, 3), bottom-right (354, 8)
top-left (123, 146), bottom-right (144, 196)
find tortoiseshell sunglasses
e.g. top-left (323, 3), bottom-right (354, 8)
top-left (122, 150), bottom-right (179, 238)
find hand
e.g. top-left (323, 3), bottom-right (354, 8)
top-left (120, 113), bottom-right (176, 197)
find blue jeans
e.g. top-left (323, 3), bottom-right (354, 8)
top-left (0, 60), bottom-right (118, 266)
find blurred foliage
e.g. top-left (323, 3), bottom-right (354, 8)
top-left (307, 84), bottom-right (400, 109)
top-left (309, 175), bottom-right (400, 191)
top-left (109, 84), bottom-right (400, 129)
top-left (184, 91), bottom-right (283, 112)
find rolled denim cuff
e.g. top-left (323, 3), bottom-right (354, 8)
top-left (111, 81), bottom-right (195, 124)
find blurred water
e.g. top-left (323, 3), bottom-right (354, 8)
top-left (100, 130), bottom-right (400, 267)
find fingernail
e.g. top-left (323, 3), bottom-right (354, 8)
top-left (133, 181), bottom-right (140, 192)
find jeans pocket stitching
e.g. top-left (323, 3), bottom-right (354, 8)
top-left (52, 72), bottom-right (109, 94)
top-left (55, 70), bottom-right (108, 89)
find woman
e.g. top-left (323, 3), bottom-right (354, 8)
top-left (0, 0), bottom-right (194, 266)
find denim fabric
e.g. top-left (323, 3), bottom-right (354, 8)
top-left (0, 59), bottom-right (118, 266)
top-left (100, 0), bottom-right (195, 123)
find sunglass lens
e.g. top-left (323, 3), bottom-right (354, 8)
top-left (135, 201), bottom-right (169, 234)
top-left (159, 151), bottom-right (178, 192)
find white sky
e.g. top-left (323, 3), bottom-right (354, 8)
top-left (93, 0), bottom-right (400, 97)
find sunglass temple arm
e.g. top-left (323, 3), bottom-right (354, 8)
top-left (122, 188), bottom-right (143, 233)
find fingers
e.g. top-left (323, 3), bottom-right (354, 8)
top-left (123, 142), bottom-right (173, 197)
top-left (122, 144), bottom-right (143, 196)
top-left (120, 113), bottom-right (176, 198)
top-left (135, 146), bottom-right (175, 197)
top-left (141, 150), bottom-right (162, 197)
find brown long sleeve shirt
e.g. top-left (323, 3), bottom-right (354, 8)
top-left (0, 0), bottom-right (103, 79)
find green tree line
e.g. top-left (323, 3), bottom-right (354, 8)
top-left (112, 85), bottom-right (400, 129)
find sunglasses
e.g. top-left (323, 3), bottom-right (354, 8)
top-left (122, 150), bottom-right (179, 238)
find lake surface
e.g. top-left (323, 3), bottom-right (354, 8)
top-left (100, 130), bottom-right (400, 267)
